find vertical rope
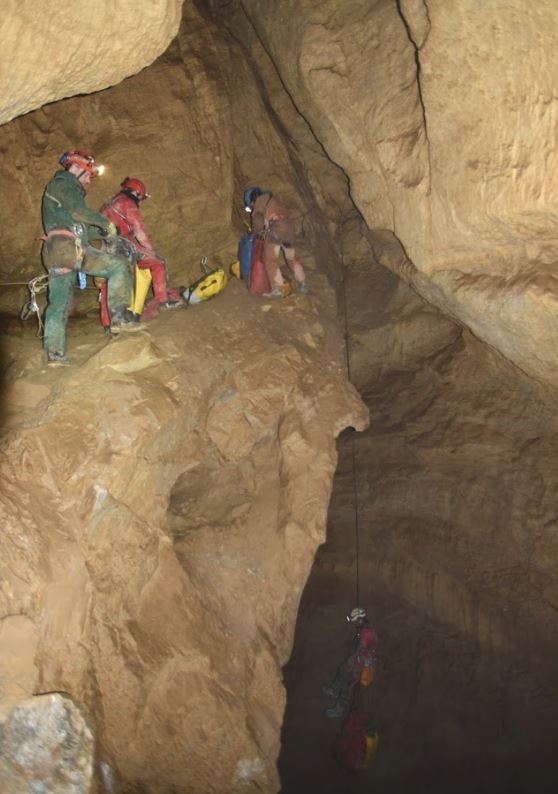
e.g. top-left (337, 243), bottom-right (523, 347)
top-left (340, 231), bottom-right (361, 609)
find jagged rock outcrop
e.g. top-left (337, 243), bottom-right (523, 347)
top-left (0, 1), bottom-right (184, 125)
top-left (0, 285), bottom-right (367, 792)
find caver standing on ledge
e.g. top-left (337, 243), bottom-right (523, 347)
top-left (100, 177), bottom-right (180, 323)
top-left (244, 186), bottom-right (308, 297)
top-left (41, 150), bottom-right (137, 366)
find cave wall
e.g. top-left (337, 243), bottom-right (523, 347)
top-left (2, 0), bottom-right (558, 790)
top-left (4, 2), bottom-right (558, 382)
top-left (236, 0), bottom-right (558, 385)
top-left (0, 0), bottom-right (184, 125)
top-left (281, 219), bottom-right (558, 793)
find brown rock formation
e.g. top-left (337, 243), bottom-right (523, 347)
top-left (238, 0), bottom-right (558, 385)
top-left (0, 693), bottom-right (94, 793)
top-left (1, 1), bottom-right (558, 791)
top-left (0, 285), bottom-right (366, 791)
top-left (0, 1), bottom-right (184, 125)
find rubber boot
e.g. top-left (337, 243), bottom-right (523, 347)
top-left (130, 265), bottom-right (153, 316)
top-left (47, 351), bottom-right (71, 367)
top-left (111, 306), bottom-right (143, 332)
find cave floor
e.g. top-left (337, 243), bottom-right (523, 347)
top-left (0, 273), bottom-right (339, 430)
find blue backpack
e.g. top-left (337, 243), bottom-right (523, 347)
top-left (238, 233), bottom-right (257, 281)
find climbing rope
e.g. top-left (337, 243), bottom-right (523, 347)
top-left (339, 217), bottom-right (361, 609)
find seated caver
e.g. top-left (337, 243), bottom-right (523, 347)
top-left (100, 178), bottom-right (180, 323)
top-left (41, 150), bottom-right (137, 366)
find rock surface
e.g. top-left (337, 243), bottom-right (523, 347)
top-left (237, 0), bottom-right (558, 385)
top-left (0, 0), bottom-right (184, 125)
top-left (0, 693), bottom-right (94, 793)
top-left (0, 281), bottom-right (367, 792)
top-left (2, 0), bottom-right (558, 791)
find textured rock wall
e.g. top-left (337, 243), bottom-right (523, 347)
top-left (238, 0), bottom-right (558, 385)
top-left (3, 0), bottom-right (558, 790)
top-left (0, 287), bottom-right (367, 792)
top-left (0, 0), bottom-right (184, 125)
top-left (0, 694), bottom-right (94, 793)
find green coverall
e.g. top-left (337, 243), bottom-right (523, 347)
top-left (41, 170), bottom-right (133, 356)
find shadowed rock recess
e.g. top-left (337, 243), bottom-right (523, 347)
top-left (1, 1), bottom-right (558, 792)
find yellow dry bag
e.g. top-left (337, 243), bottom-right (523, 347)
top-left (183, 257), bottom-right (228, 305)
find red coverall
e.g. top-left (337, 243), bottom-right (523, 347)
top-left (99, 192), bottom-right (168, 323)
top-left (251, 194), bottom-right (306, 290)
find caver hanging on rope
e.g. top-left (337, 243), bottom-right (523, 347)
top-left (321, 608), bottom-right (378, 719)
top-left (321, 237), bottom-right (380, 769)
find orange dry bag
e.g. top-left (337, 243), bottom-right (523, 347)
top-left (360, 666), bottom-right (374, 687)
top-left (249, 239), bottom-right (271, 295)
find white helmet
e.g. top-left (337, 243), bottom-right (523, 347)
top-left (348, 607), bottom-right (367, 623)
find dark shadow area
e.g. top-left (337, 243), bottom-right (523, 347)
top-left (279, 254), bottom-right (558, 794)
top-left (280, 435), bottom-right (558, 794)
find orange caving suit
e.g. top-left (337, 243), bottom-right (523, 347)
top-left (251, 194), bottom-right (306, 290)
top-left (100, 191), bottom-right (168, 320)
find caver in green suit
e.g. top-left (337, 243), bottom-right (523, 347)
top-left (41, 153), bottom-right (135, 364)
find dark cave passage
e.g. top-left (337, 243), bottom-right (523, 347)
top-left (278, 255), bottom-right (558, 794)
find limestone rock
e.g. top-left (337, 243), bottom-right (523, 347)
top-left (0, 281), bottom-right (367, 792)
top-left (238, 0), bottom-right (558, 384)
top-left (0, 0), bottom-right (184, 125)
top-left (0, 693), bottom-right (94, 793)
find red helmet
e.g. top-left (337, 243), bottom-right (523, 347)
top-left (120, 177), bottom-right (150, 201)
top-left (59, 150), bottom-right (102, 177)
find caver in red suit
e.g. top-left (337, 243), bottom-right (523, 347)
top-left (246, 187), bottom-right (307, 295)
top-left (99, 177), bottom-right (175, 325)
